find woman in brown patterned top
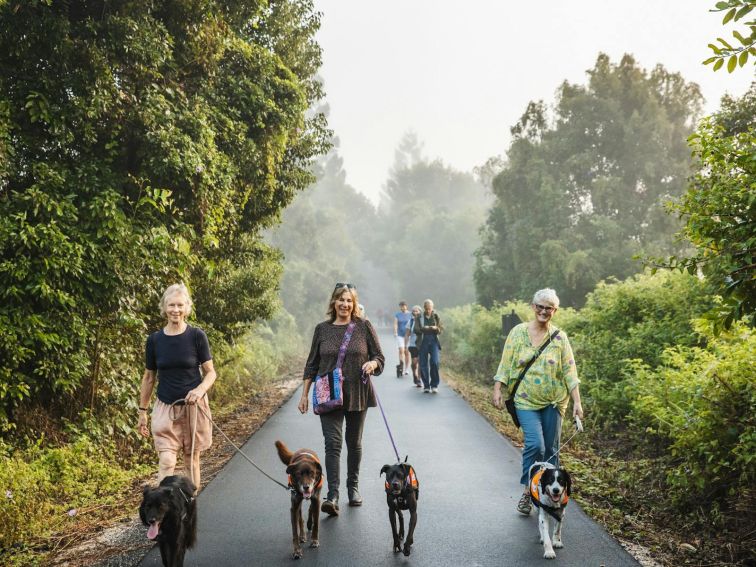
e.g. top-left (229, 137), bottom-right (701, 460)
top-left (298, 283), bottom-right (385, 516)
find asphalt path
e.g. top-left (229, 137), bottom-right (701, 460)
top-left (140, 329), bottom-right (639, 566)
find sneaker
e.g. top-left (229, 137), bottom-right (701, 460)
top-left (431, 387), bottom-right (438, 393)
top-left (403, 370), bottom-right (409, 376)
top-left (517, 492), bottom-right (532, 515)
top-left (348, 488), bottom-right (363, 507)
top-left (321, 498), bottom-right (339, 516)
top-left (423, 387), bottom-right (430, 393)
top-left (415, 382), bottom-right (422, 388)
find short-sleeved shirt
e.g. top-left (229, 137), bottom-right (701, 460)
top-left (493, 323), bottom-right (579, 416)
top-left (145, 325), bottom-right (212, 404)
top-left (395, 311), bottom-right (412, 336)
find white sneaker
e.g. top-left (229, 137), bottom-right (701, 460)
top-left (423, 388), bottom-right (430, 393)
top-left (431, 387), bottom-right (438, 393)
top-left (403, 370), bottom-right (409, 375)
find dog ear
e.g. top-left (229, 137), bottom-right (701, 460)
top-left (401, 463), bottom-right (411, 477)
top-left (380, 464), bottom-right (390, 476)
top-left (314, 460), bottom-right (323, 477)
top-left (563, 470), bottom-right (572, 496)
top-left (143, 484), bottom-right (151, 496)
top-left (286, 464), bottom-right (296, 476)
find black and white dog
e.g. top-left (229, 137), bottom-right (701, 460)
top-left (528, 462), bottom-right (571, 560)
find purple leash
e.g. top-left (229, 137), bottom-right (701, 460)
top-left (362, 372), bottom-right (401, 463)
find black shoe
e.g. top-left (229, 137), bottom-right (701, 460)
top-left (348, 489), bottom-right (363, 507)
top-left (321, 498), bottom-right (339, 516)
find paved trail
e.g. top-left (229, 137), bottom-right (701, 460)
top-left (140, 330), bottom-right (638, 566)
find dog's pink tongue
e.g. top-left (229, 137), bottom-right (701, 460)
top-left (147, 522), bottom-right (160, 540)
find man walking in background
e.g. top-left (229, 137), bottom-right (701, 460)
top-left (394, 301), bottom-right (412, 377)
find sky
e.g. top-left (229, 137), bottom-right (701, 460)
top-left (313, 0), bottom-right (754, 204)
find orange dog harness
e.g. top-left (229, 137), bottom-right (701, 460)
top-left (530, 467), bottom-right (569, 522)
top-left (384, 466), bottom-right (419, 492)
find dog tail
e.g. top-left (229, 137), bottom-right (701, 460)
top-left (275, 440), bottom-right (293, 465)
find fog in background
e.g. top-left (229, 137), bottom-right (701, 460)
top-left (271, 0), bottom-right (754, 333)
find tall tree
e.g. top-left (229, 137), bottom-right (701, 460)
top-left (475, 54), bottom-right (703, 307)
top-left (0, 1), bottom-right (326, 430)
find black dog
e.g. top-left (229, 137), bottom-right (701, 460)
top-left (380, 462), bottom-right (419, 556)
top-left (139, 475), bottom-right (197, 567)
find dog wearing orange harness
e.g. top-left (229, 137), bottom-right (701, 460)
top-left (528, 461), bottom-right (571, 559)
top-left (380, 462), bottom-right (419, 556)
top-left (275, 440), bottom-right (323, 559)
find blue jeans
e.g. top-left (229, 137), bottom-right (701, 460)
top-left (419, 337), bottom-right (440, 388)
top-left (516, 405), bottom-right (562, 486)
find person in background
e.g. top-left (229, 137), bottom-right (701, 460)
top-left (404, 305), bottom-right (423, 387)
top-left (298, 283), bottom-right (385, 516)
top-left (491, 288), bottom-right (584, 515)
top-left (415, 299), bottom-right (442, 393)
top-left (137, 283), bottom-right (217, 492)
top-left (394, 301), bottom-right (412, 376)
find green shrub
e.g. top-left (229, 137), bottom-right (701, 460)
top-left (628, 320), bottom-right (756, 505)
top-left (560, 270), bottom-right (714, 424)
top-left (0, 437), bottom-right (148, 559)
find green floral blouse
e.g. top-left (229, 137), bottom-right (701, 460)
top-left (493, 322), bottom-right (579, 416)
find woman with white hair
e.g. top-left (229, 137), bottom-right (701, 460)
top-left (491, 288), bottom-right (583, 515)
top-left (137, 283), bottom-right (217, 491)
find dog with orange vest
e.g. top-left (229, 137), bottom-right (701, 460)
top-left (380, 461), bottom-right (419, 556)
top-left (528, 461), bottom-right (572, 559)
top-left (275, 440), bottom-right (324, 559)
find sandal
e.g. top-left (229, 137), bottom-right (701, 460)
top-left (517, 492), bottom-right (532, 515)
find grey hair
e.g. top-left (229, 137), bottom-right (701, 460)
top-left (423, 299), bottom-right (434, 308)
top-left (532, 288), bottom-right (560, 309)
top-left (411, 304), bottom-right (422, 312)
top-left (160, 283), bottom-right (193, 318)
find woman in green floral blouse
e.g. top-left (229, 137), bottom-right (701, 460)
top-left (492, 288), bottom-right (584, 515)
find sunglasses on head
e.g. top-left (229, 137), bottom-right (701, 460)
top-left (334, 282), bottom-right (355, 290)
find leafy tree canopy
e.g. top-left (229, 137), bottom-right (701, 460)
top-left (704, 0), bottom-right (756, 72)
top-left (475, 54), bottom-right (703, 307)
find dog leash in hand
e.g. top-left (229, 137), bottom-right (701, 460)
top-left (362, 372), bottom-right (401, 463)
top-left (170, 399), bottom-right (292, 493)
top-left (545, 416), bottom-right (584, 466)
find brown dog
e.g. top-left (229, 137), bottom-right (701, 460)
top-left (275, 440), bottom-right (323, 559)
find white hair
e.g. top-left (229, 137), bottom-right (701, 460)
top-left (160, 283), bottom-right (193, 318)
top-left (423, 299), bottom-right (434, 308)
top-left (411, 304), bottom-right (422, 312)
top-left (532, 288), bottom-right (560, 308)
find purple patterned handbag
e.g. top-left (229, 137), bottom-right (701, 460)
top-left (313, 321), bottom-right (356, 415)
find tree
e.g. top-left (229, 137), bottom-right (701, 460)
top-left (704, 0), bottom-right (756, 72)
top-left (664, 83), bottom-right (756, 327)
top-left (475, 54), bottom-right (703, 307)
top-left (0, 1), bottom-right (326, 431)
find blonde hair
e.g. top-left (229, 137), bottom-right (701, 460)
top-left (160, 283), bottom-right (193, 318)
top-left (326, 285), bottom-right (362, 322)
top-left (532, 288), bottom-right (560, 309)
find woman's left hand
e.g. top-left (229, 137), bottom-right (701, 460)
top-left (362, 360), bottom-right (377, 375)
top-left (185, 386), bottom-right (205, 405)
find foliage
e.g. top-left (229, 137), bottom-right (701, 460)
top-left (0, 1), bottom-right (326, 432)
top-left (0, 436), bottom-right (149, 560)
top-left (628, 321), bottom-right (756, 506)
top-left (704, 0), bottom-right (756, 72)
top-left (475, 54), bottom-right (703, 308)
top-left (662, 83), bottom-right (756, 329)
top-left (561, 271), bottom-right (714, 424)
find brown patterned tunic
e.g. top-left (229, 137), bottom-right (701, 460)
top-left (303, 318), bottom-right (385, 411)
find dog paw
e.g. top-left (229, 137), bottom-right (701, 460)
top-left (403, 545), bottom-right (412, 557)
top-left (299, 535), bottom-right (307, 543)
top-left (293, 548), bottom-right (303, 560)
top-left (393, 543), bottom-right (402, 553)
top-left (309, 539), bottom-right (319, 548)
top-left (553, 540), bottom-right (563, 549)
top-left (544, 550), bottom-right (556, 559)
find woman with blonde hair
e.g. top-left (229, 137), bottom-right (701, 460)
top-left (298, 283), bottom-right (385, 515)
top-left (492, 288), bottom-right (583, 515)
top-left (137, 283), bottom-right (217, 491)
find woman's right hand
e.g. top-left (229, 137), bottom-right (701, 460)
top-left (138, 412), bottom-right (149, 437)
top-left (298, 395), bottom-right (309, 414)
top-left (492, 382), bottom-right (503, 409)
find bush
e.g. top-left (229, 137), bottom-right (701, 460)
top-left (628, 320), bottom-right (756, 506)
top-left (560, 270), bottom-right (714, 424)
top-left (0, 437), bottom-right (148, 560)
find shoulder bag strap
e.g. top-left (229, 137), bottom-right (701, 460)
top-left (509, 329), bottom-right (560, 398)
top-left (336, 321), bottom-right (357, 370)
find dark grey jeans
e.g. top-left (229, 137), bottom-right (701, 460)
top-left (319, 409), bottom-right (367, 500)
